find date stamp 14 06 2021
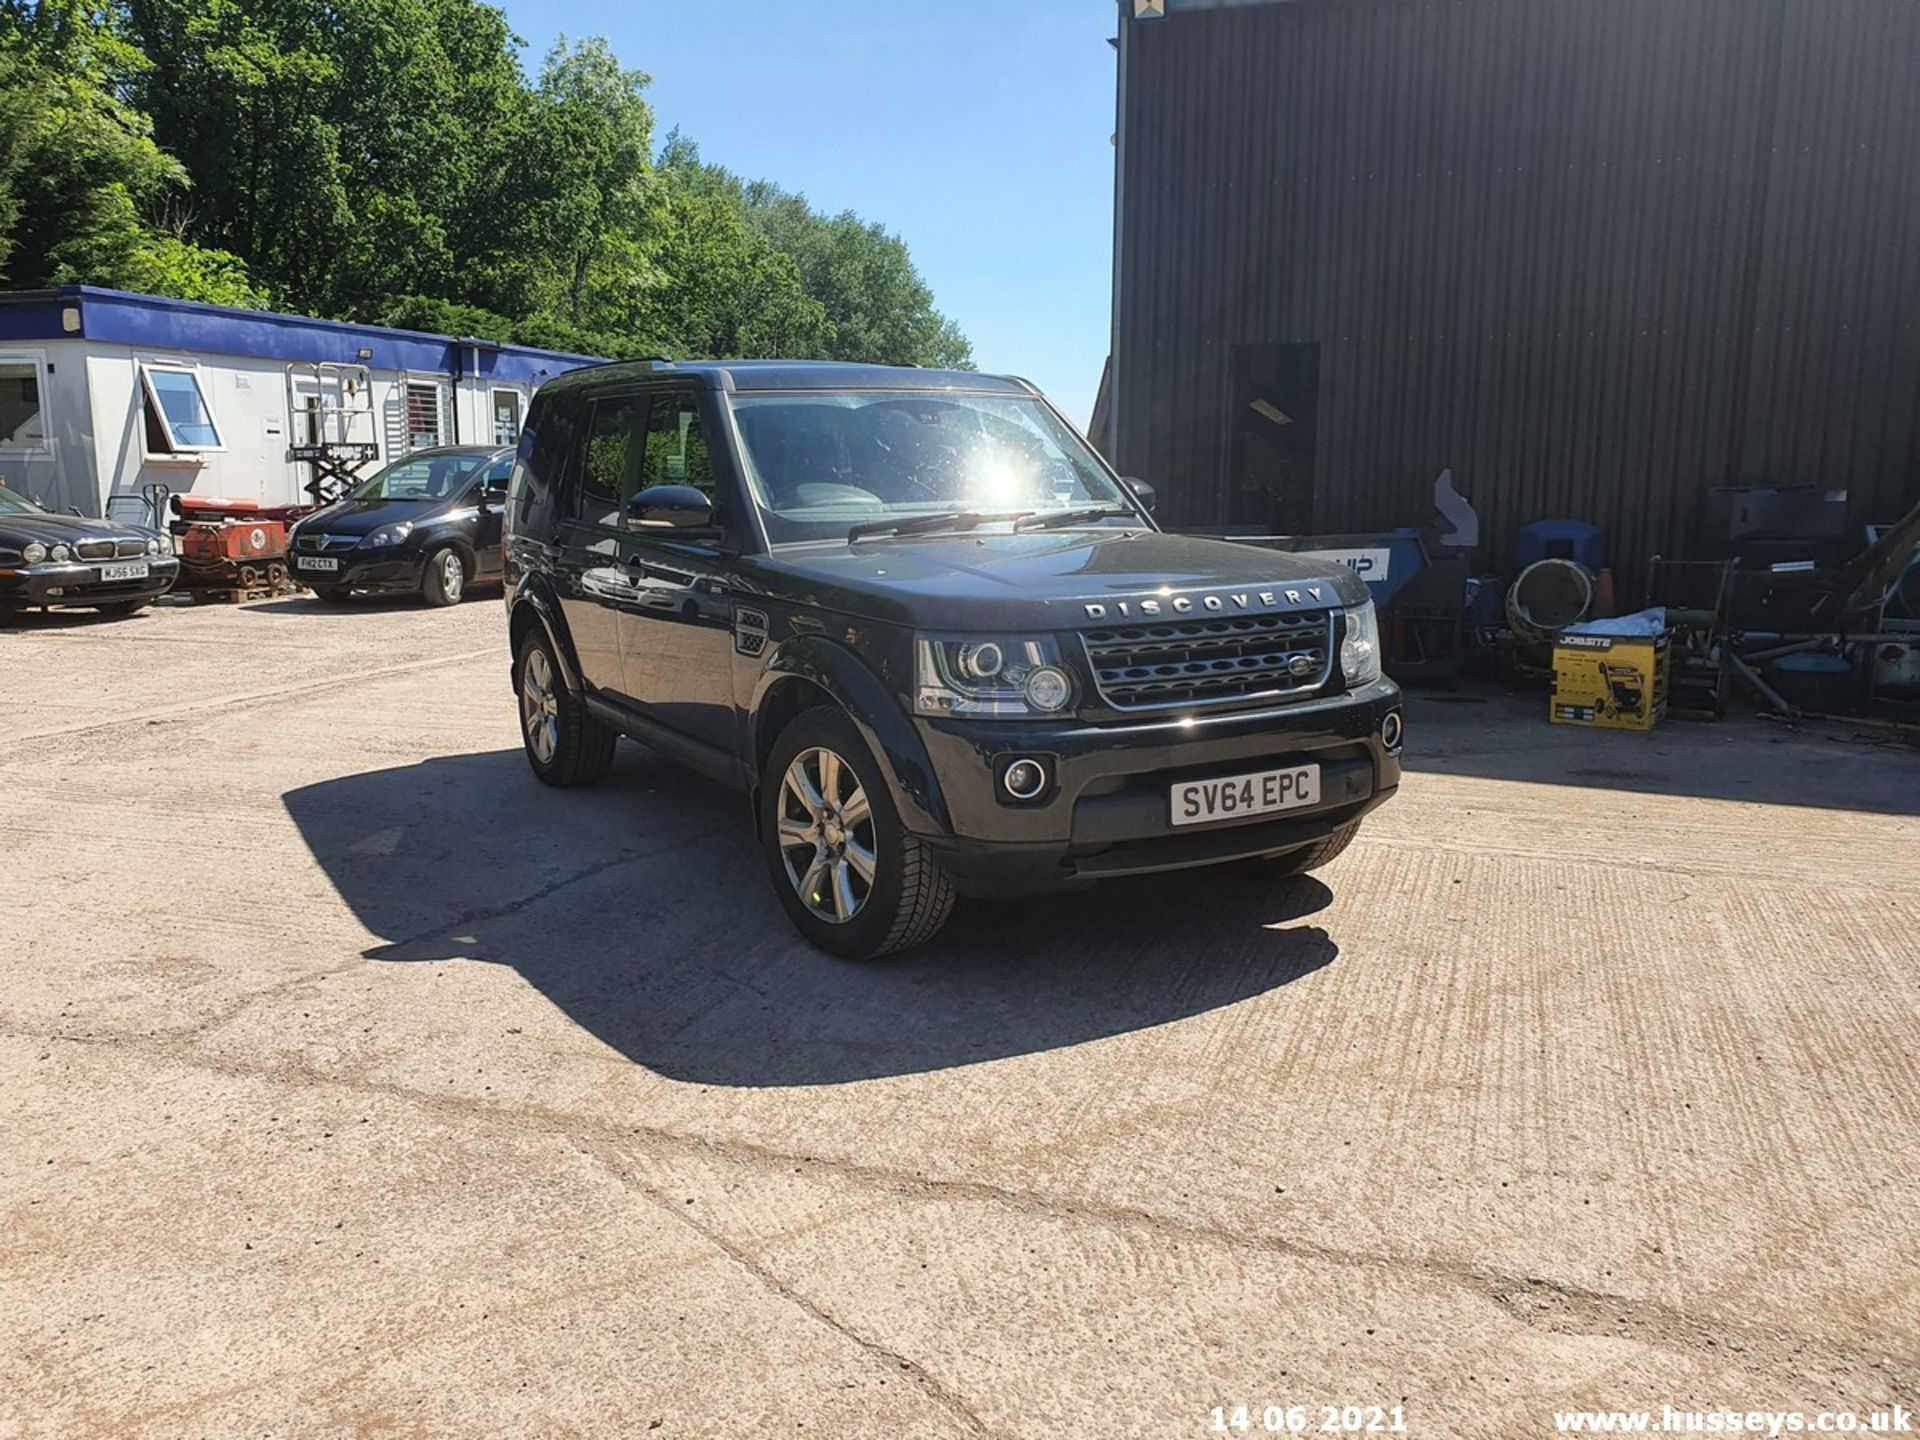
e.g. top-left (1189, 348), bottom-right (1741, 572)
top-left (1209, 1403), bottom-right (1410, 1435)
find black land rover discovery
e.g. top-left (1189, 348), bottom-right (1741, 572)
top-left (503, 360), bottom-right (1401, 959)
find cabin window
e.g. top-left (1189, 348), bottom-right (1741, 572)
top-left (0, 355), bottom-right (49, 453)
top-left (405, 382), bottom-right (443, 448)
top-left (140, 364), bottom-right (223, 453)
top-left (491, 389), bottom-right (522, 446)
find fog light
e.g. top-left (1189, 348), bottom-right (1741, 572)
top-left (1002, 757), bottom-right (1049, 801)
top-left (1381, 710), bottom-right (1403, 751)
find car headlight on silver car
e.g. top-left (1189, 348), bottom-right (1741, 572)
top-left (915, 634), bottom-right (1075, 717)
top-left (364, 522), bottom-right (414, 548)
top-left (1340, 599), bottom-right (1381, 685)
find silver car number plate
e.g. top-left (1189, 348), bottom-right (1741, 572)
top-left (295, 556), bottom-right (340, 571)
top-left (99, 562), bottom-right (149, 581)
top-left (1170, 763), bottom-right (1320, 827)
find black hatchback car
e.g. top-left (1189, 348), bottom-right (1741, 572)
top-left (287, 446), bottom-right (514, 605)
top-left (503, 361), bottom-right (1401, 959)
top-left (0, 484), bottom-right (179, 618)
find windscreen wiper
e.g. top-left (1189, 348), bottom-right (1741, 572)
top-left (1013, 505), bottom-right (1139, 532)
top-left (847, 510), bottom-right (1035, 544)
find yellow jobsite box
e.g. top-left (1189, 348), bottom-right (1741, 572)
top-left (1550, 632), bottom-right (1670, 730)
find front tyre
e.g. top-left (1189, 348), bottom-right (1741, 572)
top-left (421, 546), bottom-right (467, 606)
top-left (761, 707), bottom-right (955, 961)
top-left (514, 629), bottom-right (616, 787)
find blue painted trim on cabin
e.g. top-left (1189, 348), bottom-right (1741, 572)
top-left (0, 287), bottom-right (604, 385)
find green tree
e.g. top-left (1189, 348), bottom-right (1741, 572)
top-left (4, 3), bottom-right (972, 366)
top-left (625, 185), bottom-right (828, 359)
top-left (0, 1), bottom-right (261, 301)
top-left (515, 37), bottom-right (656, 323)
top-left (119, 0), bottom-right (346, 305)
top-left (121, 0), bottom-right (529, 313)
top-left (659, 133), bottom-right (971, 369)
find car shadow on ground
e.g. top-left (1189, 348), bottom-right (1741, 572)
top-left (1, 605), bottom-right (165, 629)
top-left (1399, 683), bottom-right (1920, 816)
top-left (282, 747), bottom-right (1340, 1085)
top-left (239, 590), bottom-right (501, 616)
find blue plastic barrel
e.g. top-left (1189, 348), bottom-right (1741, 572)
top-left (1514, 520), bottom-right (1605, 573)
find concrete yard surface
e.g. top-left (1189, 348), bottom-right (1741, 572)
top-left (3, 596), bottom-right (1917, 1439)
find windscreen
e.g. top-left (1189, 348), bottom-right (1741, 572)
top-left (352, 451), bottom-right (491, 501)
top-left (728, 392), bottom-right (1128, 544)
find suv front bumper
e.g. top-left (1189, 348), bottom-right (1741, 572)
top-left (912, 679), bottom-right (1402, 896)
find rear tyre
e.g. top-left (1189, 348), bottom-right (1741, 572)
top-left (422, 546), bottom-right (467, 606)
top-left (93, 599), bottom-right (152, 618)
top-left (760, 707), bottom-right (955, 960)
top-left (1262, 821), bottom-right (1362, 877)
top-left (515, 629), bottom-right (616, 787)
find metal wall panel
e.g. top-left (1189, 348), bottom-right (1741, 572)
top-left (1112, 0), bottom-right (1920, 578)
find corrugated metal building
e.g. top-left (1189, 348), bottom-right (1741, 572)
top-left (1107, 0), bottom-right (1920, 577)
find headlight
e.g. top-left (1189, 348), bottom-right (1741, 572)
top-left (1340, 600), bottom-right (1381, 685)
top-left (364, 522), bottom-right (414, 548)
top-left (915, 634), bottom-right (1075, 717)
top-left (22, 541), bottom-right (47, 563)
top-left (49, 543), bottom-right (71, 562)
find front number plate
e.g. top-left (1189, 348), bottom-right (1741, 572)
top-left (295, 556), bottom-right (340, 572)
top-left (99, 562), bottom-right (149, 581)
top-left (1170, 763), bottom-right (1321, 827)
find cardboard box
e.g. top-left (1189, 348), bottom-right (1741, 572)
top-left (1551, 632), bottom-right (1670, 730)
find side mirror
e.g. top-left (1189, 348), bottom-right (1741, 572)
top-left (1122, 476), bottom-right (1157, 514)
top-left (627, 484), bottom-right (714, 532)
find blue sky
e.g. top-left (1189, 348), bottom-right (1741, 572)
top-left (498, 0), bottom-right (1119, 427)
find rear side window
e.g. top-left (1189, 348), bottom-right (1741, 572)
top-left (508, 396), bottom-right (571, 539)
top-left (578, 393), bottom-right (649, 528)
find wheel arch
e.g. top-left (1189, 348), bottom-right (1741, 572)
top-left (422, 532), bottom-right (479, 576)
top-left (508, 576), bottom-right (584, 693)
top-left (750, 637), bottom-right (951, 837)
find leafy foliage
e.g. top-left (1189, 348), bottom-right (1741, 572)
top-left (0, 2), bottom-right (263, 302)
top-left (659, 134), bottom-right (970, 368)
top-left (0, 1), bottom-right (969, 366)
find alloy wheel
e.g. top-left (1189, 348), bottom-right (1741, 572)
top-left (777, 746), bottom-right (876, 924)
top-left (439, 551), bottom-right (465, 603)
top-left (521, 647), bottom-right (559, 765)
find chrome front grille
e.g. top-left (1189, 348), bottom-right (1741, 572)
top-left (1081, 611), bottom-right (1334, 710)
top-left (75, 538), bottom-right (149, 559)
